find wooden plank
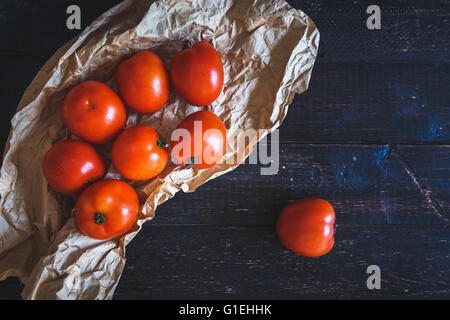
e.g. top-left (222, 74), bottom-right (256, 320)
top-left (152, 144), bottom-right (449, 226)
top-left (114, 225), bottom-right (450, 299)
top-left (397, 145), bottom-right (450, 217)
top-left (0, 60), bottom-right (448, 151)
top-left (292, 0), bottom-right (450, 62)
top-left (281, 62), bottom-right (450, 143)
top-left (0, 0), bottom-right (448, 62)
top-left (0, 277), bottom-right (22, 300)
top-left (0, 0), bottom-right (122, 58)
top-left (0, 0), bottom-right (447, 302)
top-left (0, 57), bottom-right (44, 153)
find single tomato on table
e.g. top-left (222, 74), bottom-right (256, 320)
top-left (170, 41), bottom-right (224, 106)
top-left (74, 179), bottom-right (139, 240)
top-left (276, 198), bottom-right (335, 257)
top-left (42, 139), bottom-right (105, 195)
top-left (62, 80), bottom-right (126, 144)
top-left (171, 110), bottom-right (226, 169)
top-left (116, 51), bottom-right (170, 114)
top-left (112, 125), bottom-right (169, 180)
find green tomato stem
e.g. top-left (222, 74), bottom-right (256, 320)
top-left (157, 137), bottom-right (169, 149)
top-left (94, 213), bottom-right (105, 225)
top-left (182, 40), bottom-right (191, 50)
top-left (185, 156), bottom-right (197, 169)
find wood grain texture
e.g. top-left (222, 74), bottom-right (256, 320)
top-left (293, 0), bottom-right (450, 62)
top-left (281, 62), bottom-right (450, 143)
top-left (0, 0), bottom-right (448, 62)
top-left (0, 0), bottom-right (122, 58)
top-left (0, 57), bottom-right (44, 153)
top-left (0, 277), bottom-right (22, 300)
top-left (397, 145), bottom-right (450, 219)
top-left (1, 59), bottom-right (449, 148)
top-left (0, 0), bottom-right (448, 300)
top-left (114, 225), bottom-right (450, 299)
top-left (152, 144), bottom-right (449, 226)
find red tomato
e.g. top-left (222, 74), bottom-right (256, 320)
top-left (42, 139), bottom-right (105, 195)
top-left (277, 198), bottom-right (335, 257)
top-left (112, 125), bottom-right (169, 180)
top-left (170, 41), bottom-right (224, 106)
top-left (62, 81), bottom-right (126, 144)
top-left (171, 110), bottom-right (226, 169)
top-left (74, 179), bottom-right (139, 240)
top-left (116, 51), bottom-right (170, 114)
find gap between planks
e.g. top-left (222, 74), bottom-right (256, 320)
top-left (139, 224), bottom-right (449, 229)
top-left (1, 53), bottom-right (450, 64)
top-left (277, 141), bottom-right (450, 146)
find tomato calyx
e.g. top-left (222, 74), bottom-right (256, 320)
top-left (182, 40), bottom-right (191, 50)
top-left (157, 137), bottom-right (169, 149)
top-left (185, 156), bottom-right (197, 169)
top-left (87, 102), bottom-right (95, 110)
top-left (94, 213), bottom-right (105, 225)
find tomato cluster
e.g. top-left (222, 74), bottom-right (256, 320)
top-left (43, 41), bottom-right (226, 240)
top-left (43, 40), bottom-right (335, 258)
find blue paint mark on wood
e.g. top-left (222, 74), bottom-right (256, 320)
top-left (417, 117), bottom-right (448, 142)
top-left (380, 191), bottom-right (393, 224)
top-left (282, 63), bottom-right (450, 143)
top-left (329, 146), bottom-right (394, 189)
top-left (373, 145), bottom-right (393, 180)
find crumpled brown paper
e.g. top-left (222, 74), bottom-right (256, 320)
top-left (0, 0), bottom-right (319, 299)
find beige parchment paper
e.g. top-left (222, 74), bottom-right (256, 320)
top-left (0, 0), bottom-right (319, 299)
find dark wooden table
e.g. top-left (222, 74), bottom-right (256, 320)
top-left (0, 0), bottom-right (448, 299)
